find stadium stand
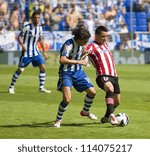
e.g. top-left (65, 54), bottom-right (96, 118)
top-left (0, 0), bottom-right (150, 32)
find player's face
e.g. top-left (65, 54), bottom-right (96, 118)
top-left (77, 38), bottom-right (89, 46)
top-left (96, 31), bottom-right (108, 44)
top-left (32, 14), bottom-right (40, 26)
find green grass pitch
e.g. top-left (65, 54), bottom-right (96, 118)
top-left (0, 64), bottom-right (150, 139)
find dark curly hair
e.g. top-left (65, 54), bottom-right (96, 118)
top-left (73, 27), bottom-right (91, 40)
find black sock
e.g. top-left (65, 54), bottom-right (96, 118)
top-left (105, 104), bottom-right (114, 118)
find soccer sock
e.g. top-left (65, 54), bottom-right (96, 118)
top-left (56, 101), bottom-right (68, 120)
top-left (10, 71), bottom-right (21, 88)
top-left (82, 94), bottom-right (94, 112)
top-left (113, 104), bottom-right (119, 110)
top-left (39, 72), bottom-right (46, 89)
top-left (105, 97), bottom-right (114, 118)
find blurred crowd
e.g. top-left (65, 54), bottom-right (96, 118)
top-left (0, 0), bottom-right (150, 34)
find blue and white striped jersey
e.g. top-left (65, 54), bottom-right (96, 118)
top-left (21, 23), bottom-right (42, 57)
top-left (59, 37), bottom-right (83, 72)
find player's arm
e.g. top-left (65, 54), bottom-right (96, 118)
top-left (60, 56), bottom-right (88, 66)
top-left (38, 36), bottom-right (48, 60)
top-left (60, 43), bottom-right (88, 66)
top-left (18, 32), bottom-right (26, 54)
top-left (81, 46), bottom-right (92, 60)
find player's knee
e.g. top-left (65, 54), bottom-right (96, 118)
top-left (39, 65), bottom-right (46, 72)
top-left (106, 91), bottom-right (114, 98)
top-left (87, 87), bottom-right (96, 98)
top-left (18, 68), bottom-right (24, 73)
top-left (63, 96), bottom-right (71, 104)
top-left (91, 90), bottom-right (96, 97)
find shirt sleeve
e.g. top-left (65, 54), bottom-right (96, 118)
top-left (39, 26), bottom-right (43, 37)
top-left (21, 25), bottom-right (29, 36)
top-left (61, 43), bottom-right (73, 57)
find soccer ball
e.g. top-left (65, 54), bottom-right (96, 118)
top-left (115, 113), bottom-right (129, 127)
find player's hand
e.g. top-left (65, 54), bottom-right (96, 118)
top-left (43, 52), bottom-right (48, 60)
top-left (81, 50), bottom-right (92, 60)
top-left (77, 59), bottom-right (88, 66)
top-left (22, 44), bottom-right (27, 53)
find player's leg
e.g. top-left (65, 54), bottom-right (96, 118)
top-left (113, 94), bottom-right (120, 109)
top-left (96, 76), bottom-right (118, 124)
top-left (54, 86), bottom-right (71, 128)
top-left (33, 54), bottom-right (51, 93)
top-left (102, 81), bottom-right (118, 125)
top-left (8, 55), bottom-right (28, 94)
top-left (80, 87), bottom-right (97, 120)
top-left (8, 68), bottom-right (24, 94)
top-left (113, 78), bottom-right (121, 109)
top-left (73, 70), bottom-right (97, 120)
top-left (104, 81), bottom-right (114, 117)
top-left (38, 64), bottom-right (51, 93)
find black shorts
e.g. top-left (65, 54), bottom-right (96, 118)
top-left (96, 75), bottom-right (120, 94)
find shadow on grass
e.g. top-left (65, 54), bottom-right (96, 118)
top-left (0, 121), bottom-right (116, 128)
top-left (0, 91), bottom-right (9, 93)
top-left (0, 121), bottom-right (54, 128)
top-left (61, 121), bottom-right (99, 127)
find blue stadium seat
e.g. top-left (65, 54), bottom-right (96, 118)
top-left (124, 0), bottom-right (136, 12)
top-left (42, 25), bottom-right (51, 31)
top-left (125, 12), bottom-right (136, 19)
top-left (136, 12), bottom-right (147, 18)
top-left (125, 11), bottom-right (148, 32)
top-left (136, 18), bottom-right (147, 25)
top-left (127, 24), bottom-right (137, 32)
top-left (137, 25), bottom-right (148, 31)
top-left (125, 17), bottom-right (136, 25)
top-left (136, 12), bottom-right (148, 31)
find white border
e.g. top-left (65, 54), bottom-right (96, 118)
top-left (0, 139), bottom-right (149, 156)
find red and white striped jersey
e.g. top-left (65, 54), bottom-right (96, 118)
top-left (86, 42), bottom-right (117, 77)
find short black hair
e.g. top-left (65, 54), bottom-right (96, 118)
top-left (95, 26), bottom-right (108, 35)
top-left (32, 10), bottom-right (41, 18)
top-left (73, 27), bottom-right (91, 40)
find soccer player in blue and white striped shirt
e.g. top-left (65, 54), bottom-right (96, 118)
top-left (8, 10), bottom-right (51, 94)
top-left (54, 27), bottom-right (97, 128)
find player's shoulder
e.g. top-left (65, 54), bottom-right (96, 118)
top-left (20, 23), bottom-right (31, 33)
top-left (65, 38), bottom-right (74, 45)
top-left (23, 23), bottom-right (31, 28)
top-left (38, 24), bottom-right (43, 29)
top-left (63, 38), bottom-right (74, 49)
top-left (87, 42), bottom-right (93, 46)
top-left (21, 23), bottom-right (32, 32)
top-left (86, 42), bottom-right (94, 50)
top-left (60, 38), bottom-right (73, 52)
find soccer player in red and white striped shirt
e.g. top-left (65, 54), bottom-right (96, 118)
top-left (85, 26), bottom-right (121, 125)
